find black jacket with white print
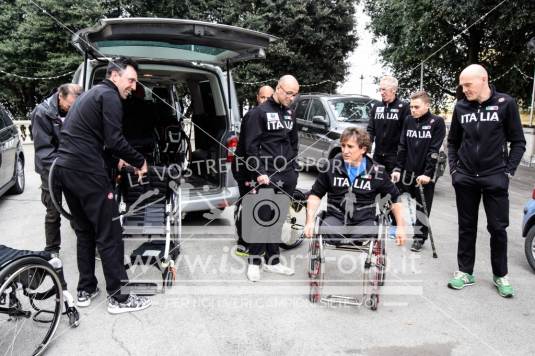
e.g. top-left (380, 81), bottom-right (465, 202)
top-left (447, 86), bottom-right (526, 177)
top-left (310, 154), bottom-right (400, 224)
top-left (394, 111), bottom-right (446, 177)
top-left (244, 97), bottom-right (298, 177)
top-left (367, 97), bottom-right (410, 156)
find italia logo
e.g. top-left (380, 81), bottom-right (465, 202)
top-left (406, 129), bottom-right (431, 138)
top-left (460, 112), bottom-right (499, 124)
top-left (333, 177), bottom-right (372, 190)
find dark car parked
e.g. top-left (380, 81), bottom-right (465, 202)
top-left (0, 104), bottom-right (24, 197)
top-left (293, 93), bottom-right (377, 168)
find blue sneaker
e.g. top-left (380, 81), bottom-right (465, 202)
top-left (388, 226), bottom-right (396, 239)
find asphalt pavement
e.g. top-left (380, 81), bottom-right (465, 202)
top-left (1, 145), bottom-right (534, 356)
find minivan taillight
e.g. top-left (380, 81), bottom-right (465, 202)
top-left (532, 187), bottom-right (535, 200)
top-left (226, 135), bottom-right (238, 162)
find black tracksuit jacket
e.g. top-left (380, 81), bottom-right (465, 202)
top-left (57, 79), bottom-right (144, 177)
top-left (447, 86), bottom-right (526, 176)
top-left (367, 97), bottom-right (410, 156)
top-left (231, 106), bottom-right (259, 183)
top-left (394, 111), bottom-right (446, 177)
top-left (244, 97), bottom-right (298, 176)
top-left (31, 93), bottom-right (65, 178)
top-left (310, 154), bottom-right (400, 224)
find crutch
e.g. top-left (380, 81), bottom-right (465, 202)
top-left (418, 184), bottom-right (438, 258)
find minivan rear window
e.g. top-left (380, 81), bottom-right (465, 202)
top-left (96, 40), bottom-right (238, 62)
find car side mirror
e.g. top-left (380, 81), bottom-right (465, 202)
top-left (312, 115), bottom-right (328, 127)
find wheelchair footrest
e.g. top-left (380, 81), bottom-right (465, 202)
top-left (322, 294), bottom-right (363, 306)
top-left (324, 244), bottom-right (369, 253)
top-left (128, 242), bottom-right (166, 269)
top-left (122, 282), bottom-right (159, 296)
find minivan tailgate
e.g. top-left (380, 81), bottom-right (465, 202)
top-left (72, 18), bottom-right (277, 65)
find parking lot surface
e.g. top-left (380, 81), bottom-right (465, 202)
top-left (1, 147), bottom-right (534, 355)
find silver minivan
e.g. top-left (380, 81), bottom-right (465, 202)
top-left (71, 18), bottom-right (275, 213)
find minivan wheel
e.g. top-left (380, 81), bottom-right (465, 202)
top-left (9, 155), bottom-right (24, 194)
top-left (524, 226), bottom-right (535, 272)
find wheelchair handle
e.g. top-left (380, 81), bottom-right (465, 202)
top-left (48, 158), bottom-right (74, 221)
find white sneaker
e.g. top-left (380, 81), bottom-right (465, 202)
top-left (247, 264), bottom-right (261, 282)
top-left (76, 287), bottom-right (100, 307)
top-left (262, 263), bottom-right (294, 276)
top-left (107, 294), bottom-right (151, 314)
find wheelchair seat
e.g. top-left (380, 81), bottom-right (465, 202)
top-left (119, 165), bottom-right (179, 235)
top-left (0, 245), bottom-right (51, 269)
top-left (316, 212), bottom-right (377, 248)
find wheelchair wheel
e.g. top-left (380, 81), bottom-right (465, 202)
top-left (366, 293), bottom-right (379, 311)
top-left (162, 265), bottom-right (176, 290)
top-left (374, 238), bottom-right (387, 287)
top-left (309, 281), bottom-right (321, 303)
top-left (280, 204), bottom-right (305, 250)
top-left (280, 231), bottom-right (304, 250)
top-left (0, 257), bottom-right (63, 356)
top-left (308, 238), bottom-right (323, 303)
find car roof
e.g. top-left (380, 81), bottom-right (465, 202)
top-left (298, 93), bottom-right (372, 100)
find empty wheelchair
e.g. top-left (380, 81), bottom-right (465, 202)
top-left (307, 204), bottom-right (389, 311)
top-left (117, 165), bottom-right (181, 293)
top-left (0, 245), bottom-right (79, 355)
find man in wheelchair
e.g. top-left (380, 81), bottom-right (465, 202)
top-left (304, 127), bottom-right (406, 245)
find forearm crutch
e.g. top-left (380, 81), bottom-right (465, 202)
top-left (418, 184), bottom-right (438, 258)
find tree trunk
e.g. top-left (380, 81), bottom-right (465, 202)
top-left (467, 27), bottom-right (482, 64)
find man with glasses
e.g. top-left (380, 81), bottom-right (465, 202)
top-left (367, 76), bottom-right (410, 239)
top-left (243, 75), bottom-right (300, 282)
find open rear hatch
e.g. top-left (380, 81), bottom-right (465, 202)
top-left (72, 17), bottom-right (277, 65)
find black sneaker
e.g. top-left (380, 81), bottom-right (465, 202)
top-left (77, 287), bottom-right (100, 307)
top-left (107, 294), bottom-right (152, 314)
top-left (411, 240), bottom-right (423, 252)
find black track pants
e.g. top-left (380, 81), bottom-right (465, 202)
top-left (56, 166), bottom-right (129, 302)
top-left (248, 170), bottom-right (297, 266)
top-left (452, 172), bottom-right (509, 277)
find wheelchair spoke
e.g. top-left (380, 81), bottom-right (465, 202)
top-left (1, 259), bottom-right (64, 356)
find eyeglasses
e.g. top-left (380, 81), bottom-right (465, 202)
top-left (278, 85), bottom-right (299, 98)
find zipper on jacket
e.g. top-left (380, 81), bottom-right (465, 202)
top-left (475, 104), bottom-right (481, 176)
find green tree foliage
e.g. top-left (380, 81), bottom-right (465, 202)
top-left (121, 0), bottom-right (358, 106)
top-left (0, 0), bottom-right (104, 117)
top-left (0, 0), bottom-right (357, 117)
top-left (363, 0), bottom-right (535, 108)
